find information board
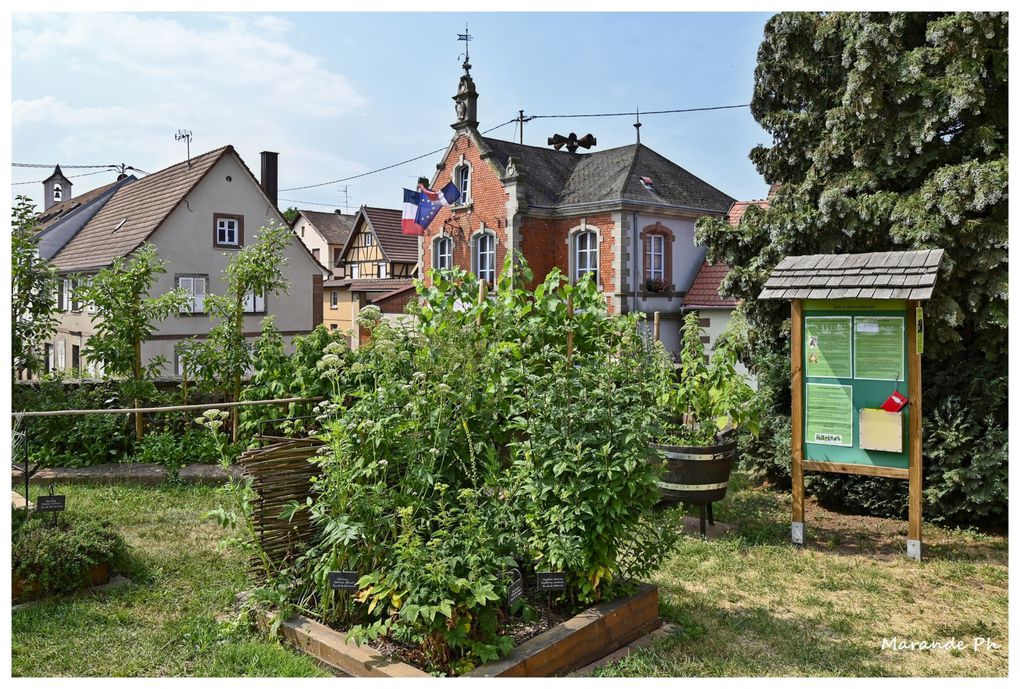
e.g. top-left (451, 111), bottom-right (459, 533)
top-left (801, 300), bottom-right (909, 469)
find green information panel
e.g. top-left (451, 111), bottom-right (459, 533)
top-left (801, 300), bottom-right (909, 469)
top-left (805, 383), bottom-right (853, 446)
top-left (854, 317), bottom-right (904, 380)
top-left (805, 317), bottom-right (852, 378)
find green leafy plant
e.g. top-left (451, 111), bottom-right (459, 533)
top-left (281, 257), bottom-right (673, 674)
top-left (656, 312), bottom-right (761, 446)
top-left (11, 195), bottom-right (59, 380)
top-left (183, 222), bottom-right (293, 442)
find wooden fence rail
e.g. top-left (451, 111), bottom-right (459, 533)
top-left (11, 396), bottom-right (325, 419)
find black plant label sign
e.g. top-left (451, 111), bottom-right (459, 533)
top-left (328, 570), bottom-right (360, 591)
top-left (36, 494), bottom-right (66, 513)
top-left (536, 571), bottom-right (567, 592)
top-left (507, 568), bottom-right (523, 607)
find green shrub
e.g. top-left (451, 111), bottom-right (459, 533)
top-left (239, 320), bottom-right (353, 438)
top-left (13, 511), bottom-right (129, 597)
top-left (14, 378), bottom-right (135, 467)
top-left (281, 259), bottom-right (673, 675)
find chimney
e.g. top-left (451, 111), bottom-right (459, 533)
top-left (260, 151), bottom-right (279, 208)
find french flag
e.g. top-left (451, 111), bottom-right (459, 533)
top-left (402, 188), bottom-right (424, 236)
top-left (402, 182), bottom-right (461, 236)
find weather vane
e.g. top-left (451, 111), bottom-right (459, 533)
top-left (457, 23), bottom-right (473, 73)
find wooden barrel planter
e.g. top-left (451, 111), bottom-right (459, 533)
top-left (649, 435), bottom-right (737, 536)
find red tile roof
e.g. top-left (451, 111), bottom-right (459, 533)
top-left (685, 262), bottom-right (738, 308)
top-left (725, 199), bottom-right (770, 226)
top-left (685, 199), bottom-right (771, 309)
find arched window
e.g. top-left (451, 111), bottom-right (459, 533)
top-left (434, 236), bottom-right (453, 271)
top-left (53, 183), bottom-right (63, 203)
top-left (473, 232), bottom-right (495, 285)
top-left (640, 223), bottom-right (675, 291)
top-left (574, 230), bottom-right (598, 283)
top-left (455, 163), bottom-right (471, 203)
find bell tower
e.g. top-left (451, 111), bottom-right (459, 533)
top-left (451, 25), bottom-right (478, 131)
top-left (43, 165), bottom-right (72, 211)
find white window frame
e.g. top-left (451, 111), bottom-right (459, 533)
top-left (216, 217), bottom-right (239, 247)
top-left (647, 234), bottom-right (665, 281)
top-left (330, 289), bottom-right (339, 309)
top-left (57, 340), bottom-right (66, 370)
top-left (351, 264), bottom-right (360, 280)
top-left (473, 231), bottom-right (495, 285)
top-left (455, 162), bottom-right (472, 204)
top-left (364, 233), bottom-right (374, 247)
top-left (574, 230), bottom-right (598, 283)
top-left (243, 290), bottom-right (266, 314)
top-left (378, 262), bottom-right (389, 278)
top-left (84, 276), bottom-right (96, 314)
top-left (434, 236), bottom-right (453, 271)
top-left (177, 275), bottom-right (208, 314)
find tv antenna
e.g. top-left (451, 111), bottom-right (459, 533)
top-left (457, 24), bottom-right (473, 73)
top-left (175, 129), bottom-right (193, 167)
top-left (339, 185), bottom-right (350, 215)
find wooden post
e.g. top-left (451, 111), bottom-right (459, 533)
top-left (566, 292), bottom-right (574, 364)
top-left (790, 299), bottom-right (805, 545)
top-left (652, 311), bottom-right (661, 342)
top-left (133, 335), bottom-right (144, 441)
top-left (477, 280), bottom-right (487, 327)
top-left (906, 301), bottom-right (923, 561)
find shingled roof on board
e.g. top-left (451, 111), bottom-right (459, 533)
top-left (480, 138), bottom-right (734, 213)
top-left (758, 249), bottom-right (945, 301)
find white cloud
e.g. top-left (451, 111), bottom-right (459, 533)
top-left (13, 13), bottom-right (364, 119)
top-left (11, 12), bottom-right (367, 203)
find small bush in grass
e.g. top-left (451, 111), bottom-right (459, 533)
top-left (12, 510), bottom-right (129, 597)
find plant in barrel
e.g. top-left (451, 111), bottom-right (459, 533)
top-left (651, 311), bottom-right (761, 534)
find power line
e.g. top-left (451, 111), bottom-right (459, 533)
top-left (528, 103), bottom-right (751, 119)
top-left (12, 162), bottom-right (117, 169)
top-left (10, 168), bottom-right (115, 186)
top-left (279, 118), bottom-right (517, 192)
top-left (279, 198), bottom-right (348, 209)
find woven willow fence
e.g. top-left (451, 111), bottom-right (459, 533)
top-left (237, 436), bottom-right (324, 565)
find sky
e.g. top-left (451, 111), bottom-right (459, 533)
top-left (11, 12), bottom-right (774, 213)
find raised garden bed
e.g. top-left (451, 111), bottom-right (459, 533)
top-left (258, 583), bottom-right (659, 677)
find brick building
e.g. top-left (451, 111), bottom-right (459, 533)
top-left (420, 64), bottom-right (736, 351)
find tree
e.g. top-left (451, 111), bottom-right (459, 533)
top-left (11, 196), bottom-right (59, 380)
top-left (696, 12), bottom-right (1008, 524)
top-left (78, 243), bottom-right (191, 439)
top-left (282, 206), bottom-right (300, 225)
top-left (183, 221), bottom-right (293, 441)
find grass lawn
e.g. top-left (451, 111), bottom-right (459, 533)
top-left (12, 483), bottom-right (330, 677)
top-left (11, 476), bottom-right (1007, 677)
top-left (597, 474), bottom-right (1008, 677)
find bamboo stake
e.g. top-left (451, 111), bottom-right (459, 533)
top-left (566, 292), bottom-right (574, 365)
top-left (653, 311), bottom-right (661, 342)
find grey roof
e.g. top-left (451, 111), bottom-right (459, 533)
top-left (480, 138), bottom-right (734, 213)
top-left (758, 249), bottom-right (944, 301)
top-left (299, 209), bottom-right (355, 246)
top-left (36, 176), bottom-right (136, 259)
